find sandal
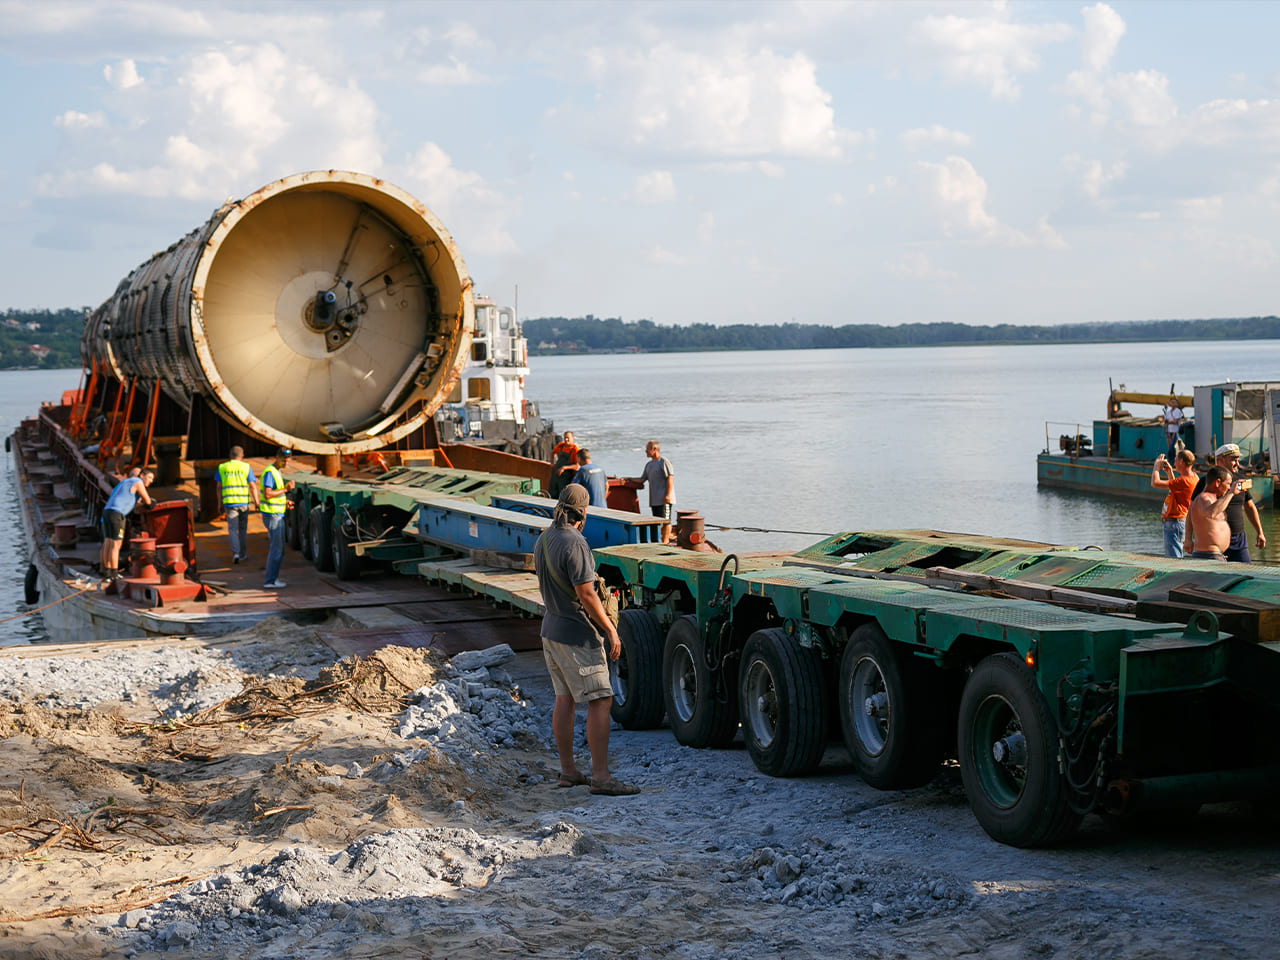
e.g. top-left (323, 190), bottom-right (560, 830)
top-left (556, 771), bottom-right (589, 788)
top-left (589, 777), bottom-right (641, 796)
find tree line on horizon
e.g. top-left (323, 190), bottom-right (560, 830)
top-left (3, 307), bottom-right (1280, 370)
top-left (523, 314), bottom-right (1280, 355)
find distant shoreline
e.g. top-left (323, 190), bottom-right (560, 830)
top-left (4, 307), bottom-right (1280, 370)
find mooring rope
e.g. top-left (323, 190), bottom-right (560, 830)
top-left (704, 521), bottom-right (834, 537)
top-left (1, 581), bottom-right (99, 626)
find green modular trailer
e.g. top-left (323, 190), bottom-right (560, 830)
top-left (594, 538), bottom-right (1280, 848)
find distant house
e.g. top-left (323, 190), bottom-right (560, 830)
top-left (2, 318), bottom-right (19, 328)
top-left (24, 321), bottom-right (40, 331)
top-left (29, 344), bottom-right (50, 360)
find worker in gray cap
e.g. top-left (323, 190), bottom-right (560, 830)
top-left (533, 483), bottom-right (639, 796)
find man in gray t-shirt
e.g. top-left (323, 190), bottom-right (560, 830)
top-left (533, 484), bottom-right (638, 796)
top-left (634, 439), bottom-right (674, 544)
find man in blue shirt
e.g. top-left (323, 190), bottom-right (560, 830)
top-left (99, 468), bottom-right (154, 580)
top-left (572, 449), bottom-right (608, 507)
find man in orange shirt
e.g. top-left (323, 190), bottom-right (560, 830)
top-left (548, 430), bottom-right (579, 499)
top-left (1151, 450), bottom-right (1196, 558)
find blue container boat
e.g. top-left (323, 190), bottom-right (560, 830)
top-left (1037, 380), bottom-right (1278, 505)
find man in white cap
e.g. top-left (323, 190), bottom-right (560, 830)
top-left (533, 483), bottom-right (639, 796)
top-left (1185, 443), bottom-right (1266, 561)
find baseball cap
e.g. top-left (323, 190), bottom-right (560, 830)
top-left (1214, 443), bottom-right (1241, 458)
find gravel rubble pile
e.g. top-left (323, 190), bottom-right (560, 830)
top-left (4, 623), bottom-right (1276, 959)
top-left (116, 822), bottom-right (598, 957)
top-left (0, 647), bottom-right (248, 717)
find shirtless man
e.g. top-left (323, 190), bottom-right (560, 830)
top-left (1186, 466), bottom-right (1239, 560)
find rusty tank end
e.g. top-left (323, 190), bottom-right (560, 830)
top-left (82, 170), bottom-right (473, 456)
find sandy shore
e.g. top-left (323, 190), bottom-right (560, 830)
top-left (1, 618), bottom-right (1278, 960)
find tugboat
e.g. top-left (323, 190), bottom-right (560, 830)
top-left (432, 295), bottom-right (555, 461)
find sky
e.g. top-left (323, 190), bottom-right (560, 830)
top-left (3, 0), bottom-right (1280, 328)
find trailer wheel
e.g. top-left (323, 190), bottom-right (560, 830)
top-left (958, 653), bottom-right (1081, 847)
top-left (739, 627), bottom-right (826, 777)
top-left (663, 615), bottom-right (738, 747)
top-left (839, 624), bottom-right (945, 789)
top-left (309, 506), bottom-right (335, 572)
top-left (299, 506), bottom-right (314, 562)
top-left (332, 518), bottom-right (362, 581)
top-left (610, 609), bottom-right (665, 729)
top-left (285, 504), bottom-right (302, 551)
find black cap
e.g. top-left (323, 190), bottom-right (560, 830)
top-left (277, 447), bottom-right (292, 457)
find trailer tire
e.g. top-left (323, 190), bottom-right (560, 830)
top-left (332, 518), bottom-right (362, 581)
top-left (839, 624), bottom-right (945, 789)
top-left (958, 653), bottom-right (1081, 847)
top-left (663, 615), bottom-right (738, 748)
top-left (739, 627), bottom-right (827, 777)
top-left (309, 506), bottom-right (335, 572)
top-left (285, 504), bottom-right (302, 551)
top-left (611, 609), bottom-right (665, 729)
top-left (299, 506), bottom-right (314, 562)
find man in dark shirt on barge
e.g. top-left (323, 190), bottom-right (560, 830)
top-left (534, 483), bottom-right (638, 796)
top-left (1185, 443), bottom-right (1266, 561)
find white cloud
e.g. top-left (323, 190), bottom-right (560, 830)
top-left (648, 245), bottom-right (689, 265)
top-left (54, 110), bottom-right (105, 129)
top-left (915, 156), bottom-right (1064, 248)
top-left (401, 142), bottom-right (516, 254)
top-left (583, 43), bottom-right (850, 159)
top-left (696, 211), bottom-right (714, 243)
top-left (828, 192), bottom-right (846, 207)
top-left (37, 42), bottom-right (384, 201)
top-left (419, 59), bottom-right (489, 86)
top-left (1178, 196), bottom-right (1223, 220)
top-left (1063, 154), bottom-right (1128, 198)
top-left (901, 125), bottom-right (973, 151)
top-left (883, 251), bottom-right (958, 281)
top-left (1108, 69), bottom-right (1178, 128)
top-left (103, 59), bottom-right (142, 90)
top-left (912, 11), bottom-right (1072, 101)
top-left (1080, 3), bottom-right (1125, 73)
top-left (627, 170), bottom-right (676, 204)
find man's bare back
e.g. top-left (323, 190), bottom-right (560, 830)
top-left (1188, 470), bottom-right (1238, 556)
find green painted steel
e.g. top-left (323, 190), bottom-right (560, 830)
top-left (594, 532), bottom-right (1280, 842)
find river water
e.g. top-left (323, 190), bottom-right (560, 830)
top-left (7, 339), bottom-right (1280, 644)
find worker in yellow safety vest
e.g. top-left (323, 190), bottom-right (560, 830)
top-left (216, 445), bottom-right (260, 565)
top-left (259, 448), bottom-right (294, 589)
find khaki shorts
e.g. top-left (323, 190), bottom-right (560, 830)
top-left (542, 638), bottom-right (612, 703)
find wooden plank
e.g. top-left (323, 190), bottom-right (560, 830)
top-left (469, 548), bottom-right (535, 571)
top-left (1133, 600), bottom-right (1267, 644)
top-left (1169, 583), bottom-right (1280, 612)
top-left (274, 587), bottom-right (448, 611)
top-left (390, 598), bottom-right (519, 624)
top-left (925, 567), bottom-right (1138, 614)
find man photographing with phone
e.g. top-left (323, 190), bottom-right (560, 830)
top-left (1185, 443), bottom-right (1267, 561)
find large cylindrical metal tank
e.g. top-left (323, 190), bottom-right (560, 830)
top-left (83, 170), bottom-right (473, 455)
